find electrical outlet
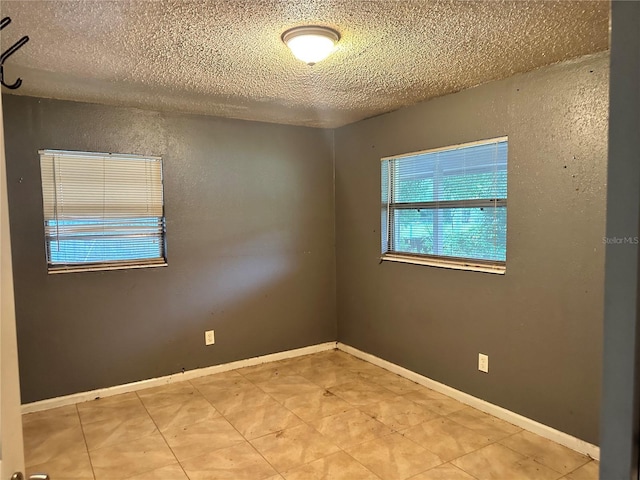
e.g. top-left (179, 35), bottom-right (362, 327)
top-left (205, 330), bottom-right (215, 346)
top-left (478, 353), bottom-right (489, 373)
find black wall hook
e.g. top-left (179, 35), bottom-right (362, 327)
top-left (1, 16), bottom-right (29, 90)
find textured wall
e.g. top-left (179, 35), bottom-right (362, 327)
top-left (600, 1), bottom-right (640, 476)
top-left (3, 95), bottom-right (336, 403)
top-left (335, 52), bottom-right (609, 444)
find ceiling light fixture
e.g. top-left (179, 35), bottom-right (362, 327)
top-left (282, 26), bottom-right (340, 65)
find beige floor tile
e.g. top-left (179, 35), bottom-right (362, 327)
top-left (225, 397), bottom-right (303, 439)
top-left (290, 351), bottom-right (340, 371)
top-left (77, 393), bottom-right (148, 425)
top-left (361, 396), bottom-right (440, 431)
top-left (352, 370), bottom-right (386, 383)
top-left (23, 404), bottom-right (80, 429)
top-left (323, 350), bottom-right (355, 362)
top-left (447, 407), bottom-right (522, 442)
top-left (283, 389), bottom-right (353, 422)
top-left (89, 432), bottom-right (176, 480)
top-left (350, 362), bottom-right (392, 379)
top-left (452, 443), bottom-right (563, 480)
top-left (237, 361), bottom-right (300, 383)
top-left (309, 349), bottom-right (343, 359)
top-left (21, 351), bottom-right (593, 480)
top-left (346, 432), bottom-right (442, 480)
top-left (83, 413), bottom-right (157, 451)
top-left (368, 372), bottom-right (424, 395)
top-left (331, 352), bottom-right (382, 372)
top-left (146, 395), bottom-right (220, 431)
top-left (283, 451), bottom-right (380, 480)
top-left (162, 416), bottom-right (244, 461)
top-left (273, 357), bottom-right (311, 369)
top-left (297, 365), bottom-right (362, 388)
top-left (329, 379), bottom-right (397, 407)
top-left (402, 417), bottom-right (493, 461)
top-left (26, 449), bottom-right (94, 480)
top-left (564, 461), bottom-right (599, 480)
top-left (257, 374), bottom-right (326, 402)
top-left (23, 420), bottom-right (86, 466)
top-left (310, 409), bottom-right (393, 448)
top-left (201, 384), bottom-right (273, 416)
top-left (22, 405), bottom-right (84, 462)
top-left (500, 431), bottom-right (591, 474)
top-left (190, 370), bottom-right (253, 390)
top-left (332, 355), bottom-right (373, 372)
top-left (180, 441), bottom-right (277, 480)
top-left (137, 382), bottom-right (201, 409)
top-left (402, 389), bottom-right (468, 416)
top-left (251, 423), bottom-right (340, 472)
top-left (124, 463), bottom-right (188, 480)
top-left (408, 463), bottom-right (477, 480)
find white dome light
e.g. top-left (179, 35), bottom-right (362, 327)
top-left (282, 26), bottom-right (340, 65)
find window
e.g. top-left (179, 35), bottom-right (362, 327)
top-left (39, 150), bottom-right (167, 273)
top-left (381, 137), bottom-right (507, 273)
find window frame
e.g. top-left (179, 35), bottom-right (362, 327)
top-left (381, 137), bottom-right (508, 274)
top-left (39, 149), bottom-right (168, 274)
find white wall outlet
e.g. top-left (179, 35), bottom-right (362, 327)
top-left (478, 353), bottom-right (489, 373)
top-left (205, 330), bottom-right (215, 346)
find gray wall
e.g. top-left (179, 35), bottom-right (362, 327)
top-left (600, 1), bottom-right (640, 478)
top-left (3, 51), bottom-right (610, 446)
top-left (335, 52), bottom-right (609, 444)
top-left (3, 95), bottom-right (336, 403)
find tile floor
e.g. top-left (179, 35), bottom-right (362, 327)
top-left (22, 350), bottom-right (599, 480)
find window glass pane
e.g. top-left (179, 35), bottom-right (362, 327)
top-left (392, 209), bottom-right (434, 254)
top-left (436, 206), bottom-right (506, 261)
top-left (49, 237), bottom-right (162, 264)
top-left (439, 170), bottom-right (507, 202)
top-left (395, 176), bottom-right (434, 203)
top-left (47, 218), bottom-right (163, 265)
top-left (392, 207), bottom-right (506, 261)
top-left (393, 156), bottom-right (435, 203)
top-left (382, 138), bottom-right (508, 266)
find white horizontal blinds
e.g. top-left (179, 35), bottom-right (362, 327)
top-left (40, 152), bottom-right (163, 218)
top-left (381, 160), bottom-right (390, 254)
top-left (39, 150), bottom-right (166, 271)
top-left (391, 141), bottom-right (507, 203)
top-left (381, 138), bottom-right (507, 264)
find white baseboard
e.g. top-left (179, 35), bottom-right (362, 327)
top-left (337, 342), bottom-right (600, 461)
top-left (21, 342), bottom-right (337, 414)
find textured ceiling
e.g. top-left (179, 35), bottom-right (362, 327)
top-left (0, 1), bottom-right (610, 128)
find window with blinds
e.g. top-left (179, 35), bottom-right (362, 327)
top-left (39, 150), bottom-right (167, 273)
top-left (381, 137), bottom-right (507, 273)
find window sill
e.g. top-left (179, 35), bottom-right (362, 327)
top-left (381, 254), bottom-right (505, 275)
top-left (48, 262), bottom-right (168, 275)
